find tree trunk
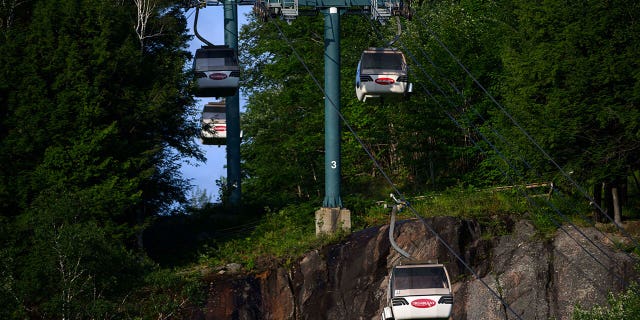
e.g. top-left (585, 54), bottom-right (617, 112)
top-left (612, 185), bottom-right (622, 225)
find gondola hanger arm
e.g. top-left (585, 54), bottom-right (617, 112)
top-left (194, 5), bottom-right (214, 47)
top-left (388, 193), bottom-right (413, 260)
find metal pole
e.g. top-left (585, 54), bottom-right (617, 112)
top-left (224, 0), bottom-right (241, 207)
top-left (322, 7), bottom-right (342, 208)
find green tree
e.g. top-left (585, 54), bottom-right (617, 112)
top-left (396, 0), bottom-right (511, 189)
top-left (238, 1), bottom-right (514, 208)
top-left (239, 14), bottom-right (327, 207)
top-left (492, 0), bottom-right (640, 218)
top-left (0, 0), bottom-right (200, 317)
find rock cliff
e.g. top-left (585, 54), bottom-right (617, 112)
top-left (198, 217), bottom-right (638, 320)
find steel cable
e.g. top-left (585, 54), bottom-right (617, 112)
top-left (261, 11), bottom-right (525, 319)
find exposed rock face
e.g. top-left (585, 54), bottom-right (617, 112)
top-left (200, 217), bottom-right (637, 320)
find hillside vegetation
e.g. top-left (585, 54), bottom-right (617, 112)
top-left (0, 0), bottom-right (639, 319)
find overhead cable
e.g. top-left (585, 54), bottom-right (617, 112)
top-left (263, 12), bottom-right (525, 320)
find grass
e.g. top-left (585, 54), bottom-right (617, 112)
top-left (196, 189), bottom-right (517, 271)
top-left (195, 202), bottom-right (346, 271)
top-left (190, 185), bottom-right (640, 273)
top-left (193, 187), bottom-right (520, 271)
top-left (138, 185), bottom-right (640, 319)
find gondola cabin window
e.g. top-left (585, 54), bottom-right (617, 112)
top-left (392, 266), bottom-right (450, 293)
top-left (195, 50), bottom-right (237, 69)
top-left (360, 51), bottom-right (404, 71)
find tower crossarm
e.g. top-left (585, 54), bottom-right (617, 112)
top-left (253, 0), bottom-right (407, 23)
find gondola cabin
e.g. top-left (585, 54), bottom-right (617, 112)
top-left (355, 48), bottom-right (412, 102)
top-left (382, 263), bottom-right (453, 320)
top-left (200, 101), bottom-right (227, 145)
top-left (194, 45), bottom-right (240, 97)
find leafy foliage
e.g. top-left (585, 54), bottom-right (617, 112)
top-left (0, 0), bottom-right (639, 318)
top-left (573, 283), bottom-right (640, 320)
top-left (491, 0), bottom-right (640, 188)
top-left (239, 15), bottom-right (327, 207)
top-left (247, 0), bottom-right (640, 221)
top-left (198, 202), bottom-right (327, 269)
top-left (0, 0), bottom-right (201, 318)
top-left (238, 4), bottom-right (509, 209)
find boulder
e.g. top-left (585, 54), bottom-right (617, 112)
top-left (201, 217), bottom-right (638, 320)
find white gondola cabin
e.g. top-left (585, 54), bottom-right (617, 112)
top-left (194, 46), bottom-right (240, 98)
top-left (355, 47), bottom-right (413, 102)
top-left (200, 101), bottom-right (227, 145)
top-left (382, 263), bottom-right (453, 320)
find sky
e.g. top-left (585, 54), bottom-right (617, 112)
top-left (181, 4), bottom-right (253, 202)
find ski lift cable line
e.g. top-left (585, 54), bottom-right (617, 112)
top-left (396, 57), bottom-right (639, 269)
top-left (385, 16), bottom-right (402, 47)
top-left (388, 32), bottom-right (541, 181)
top-left (409, 71), bottom-right (633, 290)
top-left (359, 12), bottom-right (636, 297)
top-left (406, 64), bottom-right (624, 314)
top-left (371, 12), bottom-right (640, 257)
top-left (428, 82), bottom-right (631, 285)
top-left (451, 108), bottom-right (634, 289)
top-left (265, 13), bottom-right (525, 320)
top-left (404, 202), bottom-right (524, 320)
top-left (391, 36), bottom-right (638, 267)
top-left (184, 7), bottom-right (197, 21)
top-left (381, 19), bottom-right (639, 274)
top-left (264, 14), bottom-right (396, 192)
top-left (414, 16), bottom-right (639, 247)
top-left (363, 14), bottom-right (635, 287)
top-left (366, 13), bottom-right (554, 200)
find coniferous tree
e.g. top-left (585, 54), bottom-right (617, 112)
top-left (0, 0), bottom-right (200, 317)
top-left (493, 0), bottom-right (640, 213)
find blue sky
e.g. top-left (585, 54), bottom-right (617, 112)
top-left (181, 4), bottom-right (253, 202)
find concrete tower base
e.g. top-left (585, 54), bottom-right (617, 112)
top-left (315, 207), bottom-right (351, 236)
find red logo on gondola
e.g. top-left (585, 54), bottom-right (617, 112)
top-left (375, 77), bottom-right (395, 85)
top-left (214, 126), bottom-right (226, 131)
top-left (209, 73), bottom-right (228, 80)
top-left (411, 299), bottom-right (436, 308)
